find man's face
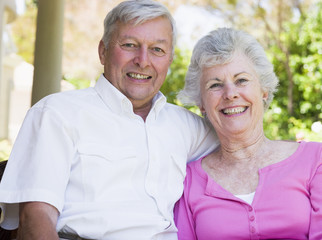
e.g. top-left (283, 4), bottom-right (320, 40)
top-left (98, 17), bottom-right (173, 109)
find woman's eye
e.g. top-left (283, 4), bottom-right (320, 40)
top-left (236, 78), bottom-right (248, 84)
top-left (210, 83), bottom-right (222, 88)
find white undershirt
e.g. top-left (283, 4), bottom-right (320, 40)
top-left (235, 192), bottom-right (256, 205)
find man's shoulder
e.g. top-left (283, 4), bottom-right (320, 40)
top-left (29, 87), bottom-right (99, 119)
top-left (33, 87), bottom-right (96, 109)
top-left (161, 103), bottom-right (211, 132)
top-left (163, 102), bottom-right (201, 119)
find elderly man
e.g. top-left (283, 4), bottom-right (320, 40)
top-left (0, 0), bottom-right (218, 239)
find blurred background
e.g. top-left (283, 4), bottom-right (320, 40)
top-left (1, 0), bottom-right (321, 160)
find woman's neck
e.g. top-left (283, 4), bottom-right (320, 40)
top-left (218, 131), bottom-right (271, 164)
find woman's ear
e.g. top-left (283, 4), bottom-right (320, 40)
top-left (199, 105), bottom-right (206, 115)
top-left (262, 91), bottom-right (268, 102)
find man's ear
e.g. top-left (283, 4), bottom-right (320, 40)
top-left (169, 54), bottom-right (174, 64)
top-left (98, 40), bottom-right (106, 65)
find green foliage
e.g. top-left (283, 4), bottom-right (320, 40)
top-left (0, 140), bottom-right (11, 161)
top-left (162, 22), bottom-right (322, 142)
top-left (9, 0), bottom-right (321, 143)
top-left (264, 0), bottom-right (322, 141)
top-left (161, 48), bottom-right (203, 115)
top-left (161, 48), bottom-right (204, 115)
top-left (11, 0), bottom-right (37, 64)
top-left (63, 75), bottom-right (91, 90)
top-left (161, 47), bottom-right (192, 104)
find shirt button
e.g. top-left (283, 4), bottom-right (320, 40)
top-left (251, 226), bottom-right (256, 233)
top-left (248, 206), bottom-right (253, 211)
top-left (249, 216), bottom-right (255, 221)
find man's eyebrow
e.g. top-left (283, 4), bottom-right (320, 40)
top-left (120, 35), bottom-right (169, 44)
top-left (155, 39), bottom-right (169, 44)
top-left (120, 35), bottom-right (136, 41)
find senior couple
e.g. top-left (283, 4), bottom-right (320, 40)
top-left (0, 0), bottom-right (321, 239)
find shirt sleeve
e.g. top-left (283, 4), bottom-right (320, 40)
top-left (0, 103), bottom-right (74, 212)
top-left (174, 168), bottom-right (197, 240)
top-left (186, 113), bottom-right (219, 163)
top-left (309, 162), bottom-right (322, 239)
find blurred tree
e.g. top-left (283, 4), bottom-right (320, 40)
top-left (8, 0), bottom-right (322, 142)
top-left (161, 48), bottom-right (191, 104)
top-left (263, 0), bottom-right (322, 141)
top-left (63, 0), bottom-right (124, 83)
top-left (11, 0), bottom-right (37, 64)
top-left (174, 0), bottom-right (322, 141)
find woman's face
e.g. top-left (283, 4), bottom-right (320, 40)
top-left (199, 53), bottom-right (268, 138)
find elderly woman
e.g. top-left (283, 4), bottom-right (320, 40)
top-left (174, 28), bottom-right (322, 239)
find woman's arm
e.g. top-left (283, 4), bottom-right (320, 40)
top-left (174, 167), bottom-right (198, 240)
top-left (17, 202), bottom-right (59, 240)
top-left (309, 164), bottom-right (322, 239)
top-left (174, 193), bottom-right (197, 240)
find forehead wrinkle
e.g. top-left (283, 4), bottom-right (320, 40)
top-left (119, 35), bottom-right (137, 41)
top-left (120, 34), bottom-right (170, 45)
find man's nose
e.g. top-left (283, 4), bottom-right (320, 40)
top-left (133, 47), bottom-right (150, 69)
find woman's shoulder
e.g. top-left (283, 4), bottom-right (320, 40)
top-left (283, 141), bottom-right (322, 166)
top-left (301, 140), bottom-right (322, 148)
top-left (274, 139), bottom-right (299, 149)
top-left (268, 140), bottom-right (298, 156)
top-left (187, 157), bottom-right (202, 173)
top-left (274, 140), bottom-right (321, 156)
top-left (298, 141), bottom-right (322, 156)
top-left (186, 157), bottom-right (208, 180)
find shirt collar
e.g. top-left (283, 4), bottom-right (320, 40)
top-left (94, 74), bottom-right (166, 119)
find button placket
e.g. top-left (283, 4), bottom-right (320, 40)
top-left (245, 204), bottom-right (259, 239)
top-left (145, 135), bottom-right (159, 197)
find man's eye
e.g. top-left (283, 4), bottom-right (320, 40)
top-left (121, 43), bottom-right (136, 49)
top-left (151, 47), bottom-right (166, 56)
top-left (153, 47), bottom-right (163, 52)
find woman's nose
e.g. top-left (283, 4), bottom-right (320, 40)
top-left (223, 83), bottom-right (239, 100)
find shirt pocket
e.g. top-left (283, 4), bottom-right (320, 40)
top-left (77, 143), bottom-right (139, 201)
top-left (77, 142), bottom-right (136, 161)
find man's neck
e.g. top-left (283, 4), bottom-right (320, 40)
top-left (133, 102), bottom-right (152, 122)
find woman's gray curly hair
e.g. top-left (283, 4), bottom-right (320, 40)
top-left (178, 27), bottom-right (278, 110)
top-left (101, 0), bottom-right (177, 56)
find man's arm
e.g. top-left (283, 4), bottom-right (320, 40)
top-left (17, 202), bottom-right (59, 240)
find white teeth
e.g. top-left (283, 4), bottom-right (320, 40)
top-left (222, 107), bottom-right (246, 115)
top-left (128, 73), bottom-right (150, 79)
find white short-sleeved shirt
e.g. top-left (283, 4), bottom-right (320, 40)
top-left (0, 75), bottom-right (218, 240)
